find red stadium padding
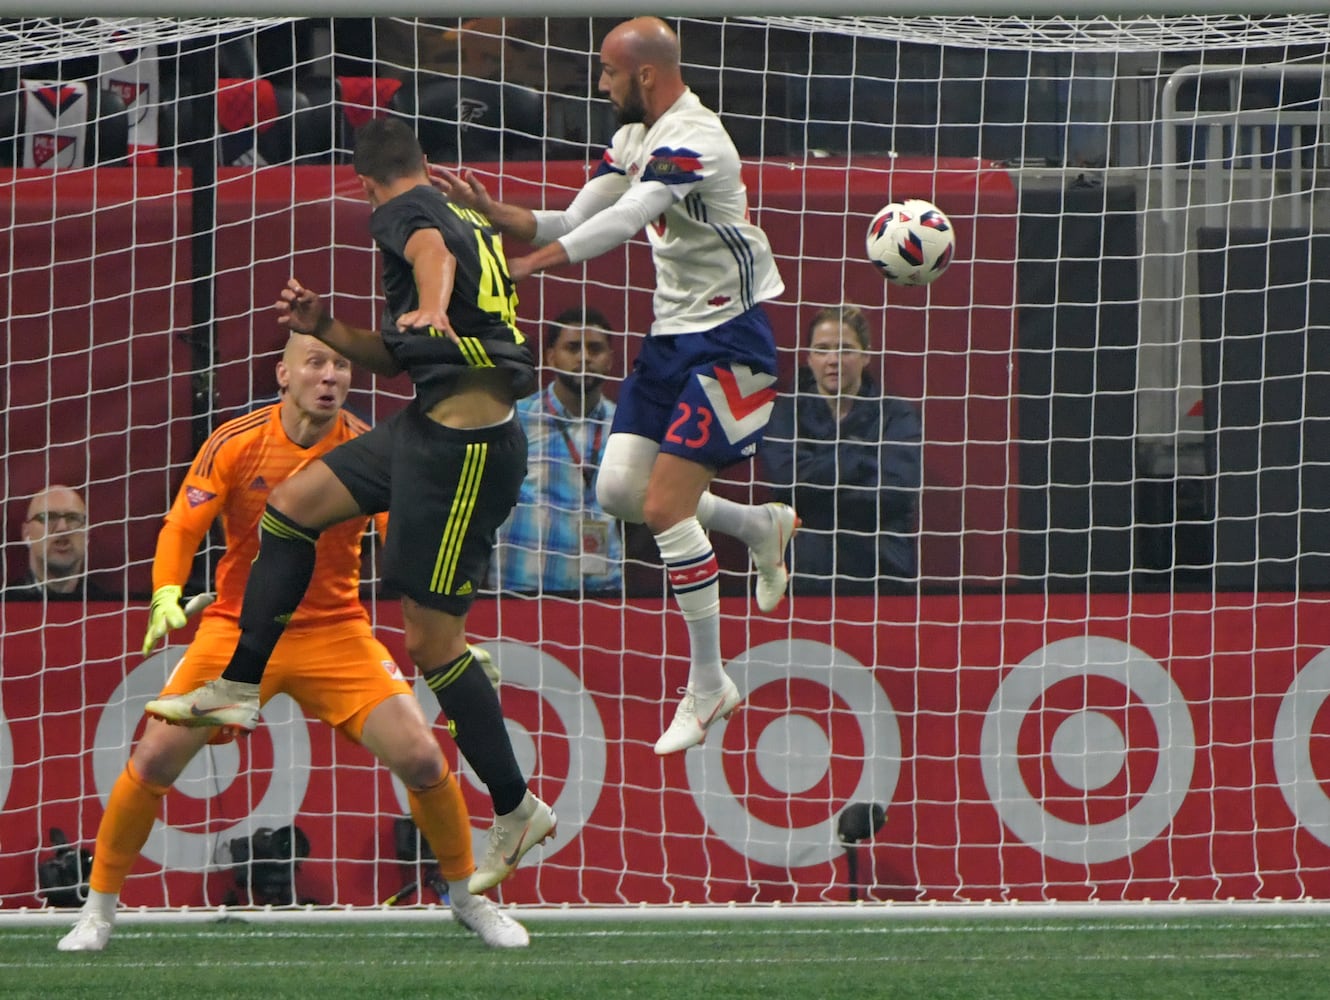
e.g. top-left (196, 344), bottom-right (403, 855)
top-left (0, 168), bottom-right (195, 595)
top-left (1, 157), bottom-right (1013, 593)
top-left (205, 156), bottom-right (1019, 584)
top-left (3, 593), bottom-right (1330, 908)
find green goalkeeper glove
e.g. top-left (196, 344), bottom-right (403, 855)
top-left (141, 585), bottom-right (216, 656)
top-left (470, 645), bottom-right (501, 691)
top-left (142, 585), bottom-right (187, 656)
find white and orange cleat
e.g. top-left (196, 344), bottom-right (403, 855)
top-left (468, 790), bottom-right (557, 893)
top-left (654, 674), bottom-right (742, 755)
top-left (144, 678), bottom-right (260, 739)
top-left (751, 502), bottom-right (800, 613)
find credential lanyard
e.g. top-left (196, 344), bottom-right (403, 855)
top-left (546, 392), bottom-right (604, 497)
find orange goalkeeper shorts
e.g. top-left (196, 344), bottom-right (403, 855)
top-left (160, 615), bottom-right (413, 742)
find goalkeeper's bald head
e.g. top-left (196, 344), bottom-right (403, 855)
top-left (276, 333), bottom-right (352, 411)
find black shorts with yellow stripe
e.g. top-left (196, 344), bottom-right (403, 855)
top-left (322, 400), bottom-right (527, 615)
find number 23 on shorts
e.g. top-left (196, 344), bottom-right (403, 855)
top-left (665, 402), bottom-right (713, 449)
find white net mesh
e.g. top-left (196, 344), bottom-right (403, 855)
top-left (0, 18), bottom-right (297, 69)
top-left (746, 14), bottom-right (1330, 52)
top-left (3, 14), bottom-right (1330, 915)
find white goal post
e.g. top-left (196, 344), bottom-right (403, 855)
top-left (2, 13), bottom-right (1330, 921)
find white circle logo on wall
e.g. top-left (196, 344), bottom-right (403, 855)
top-left (1273, 647), bottom-right (1330, 848)
top-left (980, 635), bottom-right (1194, 865)
top-left (685, 639), bottom-right (901, 869)
top-left (406, 642), bottom-right (605, 867)
top-left (92, 648), bottom-right (312, 871)
top-left (0, 699), bottom-right (12, 812)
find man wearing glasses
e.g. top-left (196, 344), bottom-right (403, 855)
top-left (5, 485), bottom-right (116, 600)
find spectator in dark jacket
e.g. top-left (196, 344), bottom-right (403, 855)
top-left (760, 307), bottom-right (921, 593)
top-left (4, 485), bottom-right (117, 600)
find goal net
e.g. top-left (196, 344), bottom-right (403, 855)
top-left (2, 13), bottom-right (1329, 914)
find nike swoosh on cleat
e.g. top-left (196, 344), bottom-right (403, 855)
top-left (698, 702), bottom-right (726, 731)
top-left (191, 703), bottom-right (242, 718)
top-left (501, 827), bottom-right (531, 868)
top-left (774, 514), bottom-right (799, 562)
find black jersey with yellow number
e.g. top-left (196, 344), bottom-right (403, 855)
top-left (368, 184), bottom-right (536, 409)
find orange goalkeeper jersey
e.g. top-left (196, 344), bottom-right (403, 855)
top-left (154, 404), bottom-right (387, 627)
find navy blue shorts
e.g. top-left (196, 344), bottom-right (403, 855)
top-left (611, 306), bottom-right (779, 469)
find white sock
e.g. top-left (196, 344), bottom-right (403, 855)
top-left (84, 888), bottom-right (118, 922)
top-left (448, 879), bottom-right (477, 904)
top-left (655, 518), bottom-right (724, 693)
top-left (696, 492), bottom-right (768, 550)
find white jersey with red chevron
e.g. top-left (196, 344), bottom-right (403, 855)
top-left (597, 89), bottom-right (784, 336)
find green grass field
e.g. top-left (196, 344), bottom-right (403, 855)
top-left (5, 913), bottom-right (1330, 999)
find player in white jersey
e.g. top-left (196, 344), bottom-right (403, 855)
top-left (434, 16), bottom-right (799, 756)
top-left (571, 95), bottom-right (782, 335)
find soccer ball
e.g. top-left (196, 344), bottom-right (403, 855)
top-left (865, 198), bottom-right (956, 286)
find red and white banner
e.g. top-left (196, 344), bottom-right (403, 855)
top-left (99, 46), bottom-right (160, 165)
top-left (21, 80), bottom-right (89, 169)
top-left (5, 593), bottom-right (1330, 908)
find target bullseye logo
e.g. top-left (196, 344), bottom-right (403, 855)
top-left (93, 649), bottom-right (311, 870)
top-left (685, 639), bottom-right (901, 868)
top-left (408, 641), bottom-right (605, 867)
top-left (0, 699), bottom-right (12, 814)
top-left (1273, 647), bottom-right (1330, 847)
top-left (981, 636), bottom-right (1194, 864)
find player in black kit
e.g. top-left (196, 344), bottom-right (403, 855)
top-left (147, 117), bottom-right (556, 893)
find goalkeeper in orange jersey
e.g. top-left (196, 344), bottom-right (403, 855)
top-left (59, 333), bottom-right (527, 952)
top-left (145, 117), bottom-right (554, 894)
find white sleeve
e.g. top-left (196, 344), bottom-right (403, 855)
top-left (530, 171), bottom-right (628, 246)
top-left (557, 182), bottom-right (675, 264)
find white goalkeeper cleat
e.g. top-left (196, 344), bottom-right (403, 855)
top-left (57, 911), bottom-right (113, 952)
top-left (450, 891), bottom-right (530, 948)
top-left (654, 674), bottom-right (742, 756)
top-left (144, 678), bottom-right (260, 736)
top-left (751, 502), bottom-right (800, 613)
top-left (468, 790), bottom-right (557, 893)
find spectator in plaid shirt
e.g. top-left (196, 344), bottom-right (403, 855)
top-left (491, 307), bottom-right (623, 594)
